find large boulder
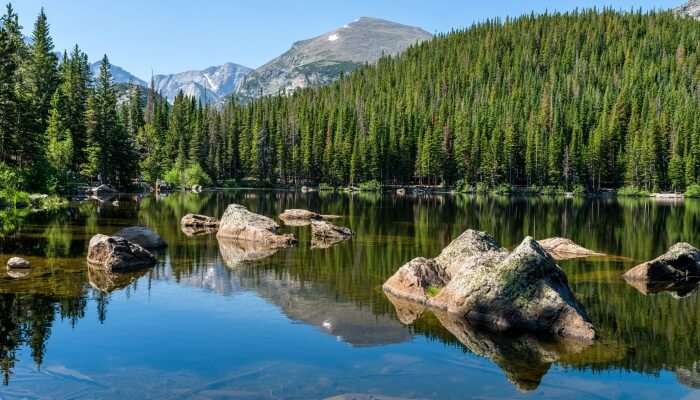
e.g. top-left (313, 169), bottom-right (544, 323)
top-left (114, 226), bottom-right (166, 249)
top-left (537, 238), bottom-right (604, 261)
top-left (88, 264), bottom-right (148, 293)
top-left (623, 243), bottom-right (700, 282)
top-left (181, 213), bottom-right (219, 228)
top-left (87, 234), bottom-right (157, 272)
top-left (90, 184), bottom-right (117, 198)
top-left (6, 257), bottom-right (30, 269)
top-left (383, 230), bottom-right (595, 340)
top-left (310, 219), bottom-right (353, 248)
top-left (216, 204), bottom-right (296, 247)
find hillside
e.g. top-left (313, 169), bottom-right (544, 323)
top-left (209, 9), bottom-right (700, 191)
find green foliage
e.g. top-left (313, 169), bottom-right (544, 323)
top-left (618, 186), bottom-right (651, 197)
top-left (358, 180), bottom-right (382, 192)
top-left (475, 182), bottom-right (489, 194)
top-left (319, 183), bottom-right (335, 192)
top-left (455, 179), bottom-right (474, 193)
top-left (164, 162), bottom-right (212, 190)
top-left (685, 184), bottom-right (700, 198)
top-left (426, 286), bottom-right (441, 298)
top-left (493, 184), bottom-right (513, 196)
top-left (572, 185), bottom-right (587, 196)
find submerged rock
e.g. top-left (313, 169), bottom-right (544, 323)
top-left (114, 226), bottom-right (166, 249)
top-left (537, 238), bottom-right (604, 261)
top-left (181, 213), bottom-right (219, 228)
top-left (87, 234), bottom-right (156, 272)
top-left (6, 257), bottom-right (31, 269)
top-left (625, 277), bottom-right (700, 299)
top-left (623, 243), bottom-right (700, 282)
top-left (383, 230), bottom-right (595, 340)
top-left (216, 204), bottom-right (296, 247)
top-left (310, 219), bottom-right (353, 248)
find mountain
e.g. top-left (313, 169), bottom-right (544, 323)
top-left (152, 62), bottom-right (252, 103)
top-left (238, 17), bottom-right (433, 98)
top-left (89, 61), bottom-right (146, 86)
top-left (676, 1), bottom-right (700, 19)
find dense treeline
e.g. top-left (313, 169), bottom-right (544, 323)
top-left (3, 6), bottom-right (700, 193)
top-left (226, 9), bottom-right (700, 191)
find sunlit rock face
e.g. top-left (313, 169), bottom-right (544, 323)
top-left (216, 204), bottom-right (296, 247)
top-left (384, 230), bottom-right (596, 340)
top-left (537, 237), bottom-right (604, 261)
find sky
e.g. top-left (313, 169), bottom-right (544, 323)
top-left (12, 0), bottom-right (683, 80)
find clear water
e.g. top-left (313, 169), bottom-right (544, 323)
top-left (0, 191), bottom-right (699, 399)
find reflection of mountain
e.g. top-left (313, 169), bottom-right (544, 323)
top-left (239, 269), bottom-right (410, 347)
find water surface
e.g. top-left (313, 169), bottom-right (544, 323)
top-left (1, 191), bottom-right (699, 399)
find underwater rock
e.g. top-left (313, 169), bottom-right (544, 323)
top-left (537, 238), bottom-right (605, 261)
top-left (88, 264), bottom-right (148, 293)
top-left (383, 230), bottom-right (596, 340)
top-left (624, 243), bottom-right (700, 282)
top-left (114, 226), bottom-right (166, 249)
top-left (87, 234), bottom-right (156, 272)
top-left (216, 204), bottom-right (296, 247)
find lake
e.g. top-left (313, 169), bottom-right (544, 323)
top-left (0, 191), bottom-right (699, 399)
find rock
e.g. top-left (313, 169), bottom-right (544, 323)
top-left (87, 234), bottom-right (157, 272)
top-left (434, 230), bottom-right (507, 277)
top-left (216, 204), bottom-right (296, 247)
top-left (114, 226), bottom-right (166, 249)
top-left (6, 257), bottom-right (30, 269)
top-left (383, 230), bottom-right (595, 340)
top-left (383, 257), bottom-right (450, 304)
top-left (623, 243), bottom-right (700, 282)
top-left (537, 238), bottom-right (604, 261)
top-left (181, 213), bottom-right (219, 228)
top-left (396, 188), bottom-right (406, 195)
top-left (311, 219), bottom-right (353, 240)
top-left (192, 184), bottom-right (203, 193)
top-left (6, 269), bottom-right (29, 279)
top-left (300, 185), bottom-right (314, 193)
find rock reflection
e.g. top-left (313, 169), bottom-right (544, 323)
top-left (624, 276), bottom-right (700, 298)
top-left (87, 264), bottom-right (149, 293)
top-left (386, 293), bottom-right (593, 392)
top-left (217, 238), bottom-right (279, 267)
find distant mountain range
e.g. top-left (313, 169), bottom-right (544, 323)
top-left (105, 17), bottom-right (432, 103)
top-left (677, 0), bottom-right (700, 19)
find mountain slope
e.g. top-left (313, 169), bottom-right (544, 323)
top-left (89, 61), bottom-right (146, 86)
top-left (153, 62), bottom-right (252, 103)
top-left (238, 17), bottom-right (432, 98)
top-left (676, 0), bottom-right (700, 19)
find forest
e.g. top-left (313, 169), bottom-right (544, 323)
top-left (2, 5), bottom-right (700, 195)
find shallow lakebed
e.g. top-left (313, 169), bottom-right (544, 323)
top-left (0, 191), bottom-right (699, 399)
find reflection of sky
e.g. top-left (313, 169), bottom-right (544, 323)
top-left (5, 279), bottom-right (695, 399)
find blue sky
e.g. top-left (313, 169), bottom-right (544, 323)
top-left (12, 0), bottom-right (682, 79)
